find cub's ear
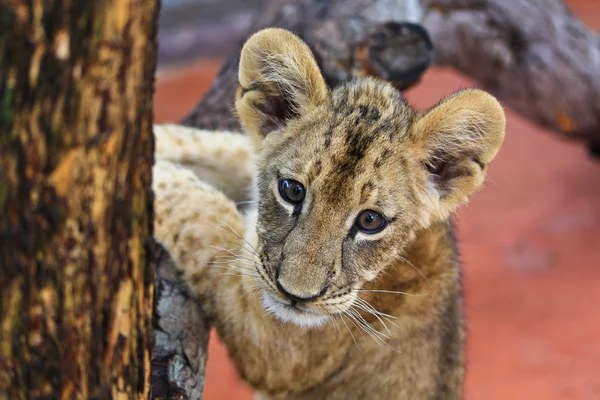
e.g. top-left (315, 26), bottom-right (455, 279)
top-left (411, 89), bottom-right (506, 221)
top-left (236, 28), bottom-right (328, 148)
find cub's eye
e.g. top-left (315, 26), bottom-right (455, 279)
top-left (356, 210), bottom-right (387, 234)
top-left (278, 179), bottom-right (306, 204)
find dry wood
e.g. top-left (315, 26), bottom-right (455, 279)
top-left (0, 0), bottom-right (159, 398)
top-left (150, 250), bottom-right (209, 400)
top-left (422, 0), bottom-right (600, 155)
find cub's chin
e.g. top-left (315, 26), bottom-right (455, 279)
top-left (261, 291), bottom-right (330, 328)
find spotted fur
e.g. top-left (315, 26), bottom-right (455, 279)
top-left (153, 28), bottom-right (505, 399)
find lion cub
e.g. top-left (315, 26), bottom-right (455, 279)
top-left (153, 28), bottom-right (505, 399)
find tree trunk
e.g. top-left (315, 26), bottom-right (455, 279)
top-left (0, 0), bottom-right (159, 398)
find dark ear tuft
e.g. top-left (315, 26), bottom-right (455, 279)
top-left (254, 90), bottom-right (297, 133)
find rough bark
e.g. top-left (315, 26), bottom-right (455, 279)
top-left (421, 0), bottom-right (600, 156)
top-left (0, 0), bottom-right (159, 398)
top-left (150, 248), bottom-right (209, 400)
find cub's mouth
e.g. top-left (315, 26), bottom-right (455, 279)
top-left (261, 291), bottom-right (330, 328)
top-left (252, 253), bottom-right (358, 328)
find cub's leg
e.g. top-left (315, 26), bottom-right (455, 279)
top-left (153, 160), bottom-right (315, 397)
top-left (154, 124), bottom-right (255, 204)
top-left (153, 160), bottom-right (250, 309)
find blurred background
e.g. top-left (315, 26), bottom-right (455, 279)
top-left (154, 0), bottom-right (600, 399)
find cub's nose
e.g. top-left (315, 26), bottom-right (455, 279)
top-left (276, 280), bottom-right (328, 303)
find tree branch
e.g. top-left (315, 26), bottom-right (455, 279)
top-left (422, 0), bottom-right (600, 155)
top-left (151, 245), bottom-right (209, 400)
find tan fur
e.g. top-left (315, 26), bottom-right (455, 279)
top-left (236, 29), bottom-right (328, 150)
top-left (153, 28), bottom-right (505, 399)
top-left (154, 124), bottom-right (254, 203)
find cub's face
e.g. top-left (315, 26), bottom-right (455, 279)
top-left (236, 29), bottom-right (505, 327)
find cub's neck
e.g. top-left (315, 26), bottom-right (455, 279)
top-left (359, 220), bottom-right (461, 328)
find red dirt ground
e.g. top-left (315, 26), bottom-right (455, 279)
top-left (153, 2), bottom-right (600, 398)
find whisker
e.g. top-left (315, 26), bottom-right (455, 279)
top-left (211, 261), bottom-right (277, 290)
top-left (338, 312), bottom-right (360, 350)
top-left (353, 300), bottom-right (394, 337)
top-left (213, 258), bottom-right (257, 268)
top-left (211, 247), bottom-right (258, 257)
top-left (354, 298), bottom-right (398, 320)
top-left (208, 263), bottom-right (253, 270)
top-left (209, 265), bottom-right (259, 275)
top-left (348, 307), bottom-right (389, 343)
top-left (209, 246), bottom-right (259, 264)
top-left (248, 290), bottom-right (262, 301)
top-left (217, 273), bottom-right (261, 278)
top-left (242, 285), bottom-right (262, 299)
top-left (351, 306), bottom-right (390, 340)
top-left (397, 255), bottom-right (429, 283)
top-left (209, 259), bottom-right (255, 267)
top-left (213, 253), bottom-right (256, 261)
top-left (214, 223), bottom-right (279, 295)
top-left (355, 289), bottom-right (427, 297)
top-left (236, 200), bottom-right (256, 206)
top-left (355, 296), bottom-right (401, 330)
top-left (217, 220), bottom-right (261, 256)
top-left (242, 283), bottom-right (261, 292)
top-left (341, 309), bottom-right (366, 339)
top-left (214, 240), bottom-right (260, 256)
top-left (330, 313), bottom-right (342, 337)
top-left (210, 258), bottom-right (257, 267)
top-left (213, 251), bottom-right (256, 258)
top-left (348, 307), bottom-right (399, 352)
top-left (211, 242), bottom-right (259, 258)
top-left (352, 306), bottom-right (401, 353)
top-left (344, 310), bottom-right (382, 347)
top-left (209, 248), bottom-right (253, 262)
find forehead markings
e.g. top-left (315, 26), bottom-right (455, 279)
top-left (313, 158), bottom-right (322, 176)
top-left (359, 181), bottom-right (376, 205)
top-left (381, 118), bottom-right (400, 141)
top-left (373, 148), bottom-right (392, 168)
top-left (344, 104), bottom-right (386, 161)
top-left (323, 128), bottom-right (333, 149)
top-left (358, 104), bottom-right (381, 122)
top-left (306, 157), bottom-right (323, 183)
top-left (345, 127), bottom-right (376, 161)
top-left (330, 115), bottom-right (392, 183)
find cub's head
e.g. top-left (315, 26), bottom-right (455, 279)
top-left (236, 28), bottom-right (505, 328)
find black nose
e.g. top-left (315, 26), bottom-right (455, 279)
top-left (276, 280), bottom-right (327, 303)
